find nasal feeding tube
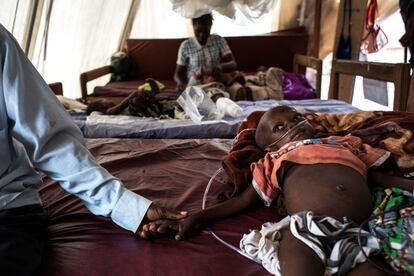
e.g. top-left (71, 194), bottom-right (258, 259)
top-left (264, 119), bottom-right (311, 151)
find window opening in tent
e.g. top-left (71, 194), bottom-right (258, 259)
top-left (353, 9), bottom-right (406, 111)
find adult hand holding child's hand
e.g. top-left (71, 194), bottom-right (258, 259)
top-left (136, 204), bottom-right (187, 239)
top-left (141, 215), bottom-right (200, 241)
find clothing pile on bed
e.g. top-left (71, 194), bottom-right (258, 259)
top-left (196, 67), bottom-right (316, 102)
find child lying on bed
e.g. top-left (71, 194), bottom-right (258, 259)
top-left (145, 105), bottom-right (414, 275)
top-left (86, 79), bottom-right (177, 118)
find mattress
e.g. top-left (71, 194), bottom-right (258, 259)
top-left (39, 138), bottom-right (279, 275)
top-left (73, 99), bottom-right (359, 139)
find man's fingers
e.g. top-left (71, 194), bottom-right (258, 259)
top-left (146, 205), bottom-right (187, 221)
top-left (149, 223), bottom-right (158, 233)
top-left (147, 220), bottom-right (180, 232)
top-left (142, 224), bottom-right (150, 232)
top-left (157, 224), bottom-right (172, 234)
top-left (162, 209), bottom-right (188, 220)
top-left (137, 229), bottom-right (152, 240)
top-left (176, 225), bottom-right (189, 241)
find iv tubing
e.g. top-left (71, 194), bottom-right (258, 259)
top-left (202, 167), bottom-right (261, 264)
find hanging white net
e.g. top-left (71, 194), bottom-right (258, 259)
top-left (170, 0), bottom-right (275, 22)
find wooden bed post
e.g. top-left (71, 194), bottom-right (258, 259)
top-left (408, 76), bottom-right (414, 112)
top-left (331, 60), bottom-right (411, 111)
top-left (313, 0), bottom-right (322, 58)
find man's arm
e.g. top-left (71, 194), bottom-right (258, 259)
top-left (0, 25), bottom-right (185, 233)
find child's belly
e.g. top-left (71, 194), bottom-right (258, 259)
top-left (282, 163), bottom-right (372, 224)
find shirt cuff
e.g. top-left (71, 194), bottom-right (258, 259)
top-left (110, 188), bottom-right (152, 233)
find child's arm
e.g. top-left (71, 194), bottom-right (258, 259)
top-left (147, 185), bottom-right (262, 240)
top-left (106, 91), bottom-right (138, 115)
top-left (191, 184), bottom-right (261, 223)
top-left (368, 170), bottom-right (414, 191)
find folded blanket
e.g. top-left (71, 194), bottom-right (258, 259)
top-left (223, 111), bottom-right (414, 198)
top-left (307, 111), bottom-right (414, 173)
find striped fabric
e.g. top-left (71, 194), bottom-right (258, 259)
top-left (240, 211), bottom-right (380, 275)
top-left (290, 211), bottom-right (380, 275)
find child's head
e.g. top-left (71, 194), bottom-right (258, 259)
top-left (255, 106), bottom-right (314, 151)
top-left (86, 99), bottom-right (116, 115)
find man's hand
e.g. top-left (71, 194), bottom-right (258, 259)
top-left (136, 204), bottom-right (187, 239)
top-left (143, 215), bottom-right (199, 241)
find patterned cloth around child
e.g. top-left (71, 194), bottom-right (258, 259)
top-left (240, 211), bottom-right (380, 276)
top-left (369, 188), bottom-right (414, 275)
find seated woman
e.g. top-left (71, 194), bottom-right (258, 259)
top-left (174, 13), bottom-right (286, 101)
top-left (173, 13), bottom-right (246, 100)
top-left (145, 106), bottom-right (414, 275)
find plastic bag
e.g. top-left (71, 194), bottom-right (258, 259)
top-left (177, 86), bottom-right (223, 123)
top-left (360, 0), bottom-right (388, 54)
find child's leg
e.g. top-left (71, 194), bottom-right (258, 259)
top-left (278, 228), bottom-right (325, 276)
top-left (346, 258), bottom-right (390, 276)
top-left (226, 82), bottom-right (249, 100)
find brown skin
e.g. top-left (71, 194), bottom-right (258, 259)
top-left (173, 14), bottom-right (237, 90)
top-left (145, 106), bottom-right (411, 275)
top-left (87, 79), bottom-right (160, 115)
top-left (136, 205), bottom-right (187, 239)
top-left (87, 91), bottom-right (138, 115)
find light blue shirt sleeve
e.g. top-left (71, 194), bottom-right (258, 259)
top-left (0, 24), bottom-right (151, 233)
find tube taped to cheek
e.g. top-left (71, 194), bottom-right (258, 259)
top-left (265, 119), bottom-right (310, 151)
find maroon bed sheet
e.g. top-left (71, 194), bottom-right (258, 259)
top-left (39, 138), bottom-right (279, 275)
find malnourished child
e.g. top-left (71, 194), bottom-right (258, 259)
top-left (86, 79), bottom-right (177, 118)
top-left (146, 106), bottom-right (413, 275)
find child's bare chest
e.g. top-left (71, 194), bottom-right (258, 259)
top-left (281, 163), bottom-right (372, 223)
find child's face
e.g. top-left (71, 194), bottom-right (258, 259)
top-left (258, 107), bottom-right (314, 151)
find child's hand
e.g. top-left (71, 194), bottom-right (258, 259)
top-left (145, 215), bottom-right (199, 240)
top-left (136, 204), bottom-right (187, 239)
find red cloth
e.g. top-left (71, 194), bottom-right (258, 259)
top-left (39, 139), bottom-right (277, 276)
top-left (251, 136), bottom-right (389, 206)
top-left (222, 111), bottom-right (265, 197)
top-left (223, 110), bottom-right (414, 198)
